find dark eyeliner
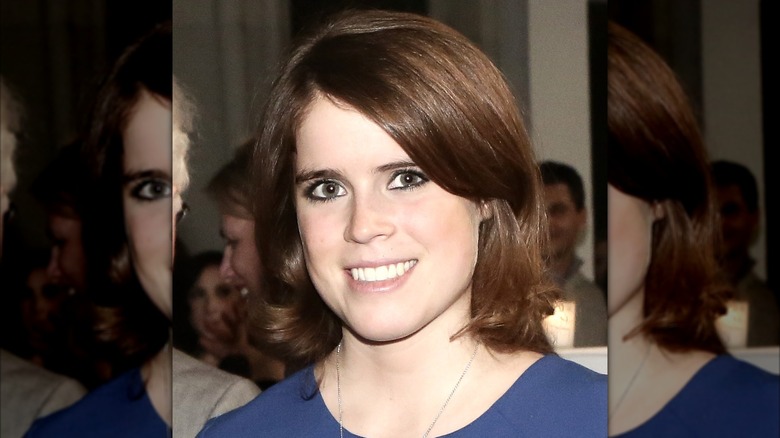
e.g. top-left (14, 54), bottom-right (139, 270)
top-left (390, 168), bottom-right (429, 190)
top-left (304, 178), bottom-right (342, 202)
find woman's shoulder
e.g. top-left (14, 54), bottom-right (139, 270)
top-left (24, 368), bottom-right (167, 437)
top-left (616, 354), bottom-right (779, 437)
top-left (172, 349), bottom-right (261, 437)
top-left (526, 353), bottom-right (608, 393)
top-left (458, 354), bottom-right (606, 437)
top-left (195, 364), bottom-right (336, 437)
top-left (682, 354), bottom-right (779, 408)
top-left (173, 348), bottom-right (260, 401)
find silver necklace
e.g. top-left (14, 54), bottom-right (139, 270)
top-left (335, 341), bottom-right (479, 438)
top-left (610, 341), bottom-right (653, 416)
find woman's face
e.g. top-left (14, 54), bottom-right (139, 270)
top-left (219, 212), bottom-right (262, 295)
top-left (607, 184), bottom-right (657, 316)
top-left (294, 97), bottom-right (483, 343)
top-left (188, 264), bottom-right (242, 341)
top-left (122, 90), bottom-right (173, 318)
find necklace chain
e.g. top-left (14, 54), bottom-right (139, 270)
top-left (610, 341), bottom-right (652, 416)
top-left (335, 341), bottom-right (479, 438)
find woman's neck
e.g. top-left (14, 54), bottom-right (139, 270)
top-left (608, 289), bottom-right (716, 435)
top-left (318, 327), bottom-right (540, 438)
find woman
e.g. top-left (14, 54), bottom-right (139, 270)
top-left (607, 21), bottom-right (778, 436)
top-left (2, 77), bottom-right (88, 438)
top-left (181, 250), bottom-right (271, 385)
top-left (25, 22), bottom-right (258, 437)
top-left (206, 141), bottom-right (287, 384)
top-left (198, 10), bottom-right (606, 437)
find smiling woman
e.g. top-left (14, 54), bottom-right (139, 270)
top-left (197, 9), bottom-right (606, 438)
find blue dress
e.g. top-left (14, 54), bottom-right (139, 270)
top-left (196, 354), bottom-right (607, 437)
top-left (24, 368), bottom-right (169, 437)
top-left (614, 355), bottom-right (779, 437)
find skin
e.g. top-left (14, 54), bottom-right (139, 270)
top-left (294, 97), bottom-right (484, 344)
top-left (122, 90), bottom-right (177, 425)
top-left (219, 213), bottom-right (262, 295)
top-left (297, 97), bottom-right (542, 438)
top-left (122, 91), bottom-right (174, 319)
top-left (21, 267), bottom-right (68, 353)
top-left (189, 265), bottom-right (243, 352)
top-left (543, 182), bottom-right (586, 276)
top-left (607, 184), bottom-right (655, 316)
top-left (45, 214), bottom-right (87, 292)
top-left (607, 183), bottom-right (714, 434)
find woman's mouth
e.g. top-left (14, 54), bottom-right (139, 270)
top-left (349, 260), bottom-right (417, 282)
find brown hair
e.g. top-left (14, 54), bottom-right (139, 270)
top-left (250, 9), bottom-right (557, 365)
top-left (608, 21), bottom-right (729, 354)
top-left (80, 21), bottom-right (171, 371)
top-left (206, 139), bottom-right (255, 220)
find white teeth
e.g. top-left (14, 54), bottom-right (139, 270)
top-left (350, 260), bottom-right (416, 282)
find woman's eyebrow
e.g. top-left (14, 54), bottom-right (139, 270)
top-left (294, 160), bottom-right (418, 184)
top-left (375, 160), bottom-right (417, 173)
top-left (294, 168), bottom-right (343, 184)
top-left (122, 169), bottom-right (171, 185)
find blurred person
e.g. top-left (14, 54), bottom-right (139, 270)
top-left (198, 10), bottom-right (606, 437)
top-left (178, 252), bottom-right (249, 373)
top-left (607, 21), bottom-right (778, 436)
top-left (206, 141), bottom-right (286, 383)
top-left (30, 141), bottom-right (88, 296)
top-left (28, 140), bottom-right (111, 387)
top-left (1, 77), bottom-right (86, 438)
top-left (540, 160), bottom-right (607, 347)
top-left (22, 267), bottom-right (64, 361)
top-left (24, 23), bottom-right (259, 438)
top-left (19, 257), bottom-right (78, 369)
top-left (171, 73), bottom-right (261, 438)
top-left (711, 159), bottom-right (779, 346)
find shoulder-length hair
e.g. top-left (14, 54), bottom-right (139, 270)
top-left (607, 21), bottom-right (729, 354)
top-left (250, 9), bottom-right (557, 366)
top-left (80, 21), bottom-right (171, 371)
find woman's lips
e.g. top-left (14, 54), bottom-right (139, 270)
top-left (349, 259), bottom-right (418, 282)
top-left (344, 259), bottom-right (418, 292)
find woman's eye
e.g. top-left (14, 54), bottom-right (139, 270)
top-left (388, 170), bottom-right (428, 190)
top-left (216, 284), bottom-right (236, 298)
top-left (132, 179), bottom-right (172, 201)
top-left (308, 180), bottom-right (346, 201)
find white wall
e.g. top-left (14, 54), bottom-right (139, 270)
top-left (173, 0), bottom-right (290, 255)
top-left (528, 0), bottom-right (596, 281)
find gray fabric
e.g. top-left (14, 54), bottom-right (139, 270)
top-left (0, 349), bottom-right (86, 438)
top-left (172, 348), bottom-right (260, 438)
top-left (563, 272), bottom-right (608, 347)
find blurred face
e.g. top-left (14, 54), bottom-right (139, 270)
top-left (607, 184), bottom-right (657, 316)
top-left (715, 185), bottom-right (758, 257)
top-left (188, 264), bottom-right (242, 341)
top-left (543, 183), bottom-right (585, 259)
top-left (45, 214), bottom-right (87, 292)
top-left (122, 91), bottom-right (173, 318)
top-left (294, 98), bottom-right (483, 342)
top-left (21, 267), bottom-right (71, 349)
top-left (219, 213), bottom-right (262, 295)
